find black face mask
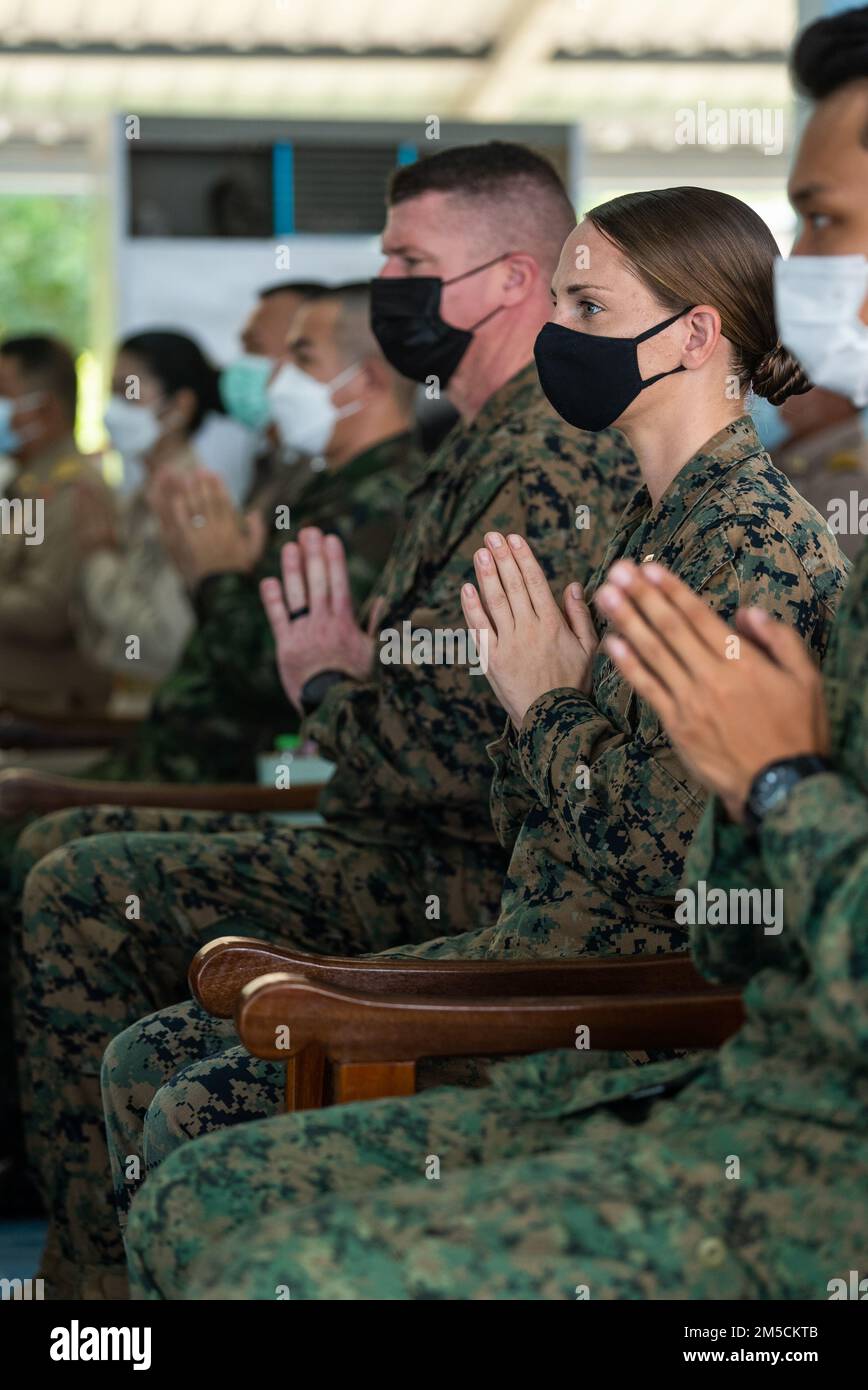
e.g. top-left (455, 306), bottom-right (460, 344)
top-left (370, 254), bottom-right (509, 387)
top-left (534, 306), bottom-right (694, 433)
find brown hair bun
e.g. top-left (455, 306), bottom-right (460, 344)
top-left (752, 342), bottom-right (812, 406)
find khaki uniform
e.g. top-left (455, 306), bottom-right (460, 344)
top-left (776, 411), bottom-right (868, 563)
top-left (0, 439), bottom-right (116, 715)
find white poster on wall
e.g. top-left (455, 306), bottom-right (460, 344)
top-left (117, 235), bottom-right (384, 364)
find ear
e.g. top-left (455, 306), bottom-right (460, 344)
top-left (681, 305), bottom-right (722, 371)
top-left (354, 355), bottom-right (388, 398)
top-left (497, 253), bottom-right (541, 307)
top-left (169, 386), bottom-right (198, 430)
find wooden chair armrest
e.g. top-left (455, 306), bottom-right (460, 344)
top-left (0, 769), bottom-right (323, 820)
top-left (235, 972), bottom-right (744, 1107)
top-left (0, 711), bottom-right (141, 750)
top-left (190, 935), bottom-right (711, 1018)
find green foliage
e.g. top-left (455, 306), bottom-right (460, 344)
top-left (0, 195), bottom-right (94, 353)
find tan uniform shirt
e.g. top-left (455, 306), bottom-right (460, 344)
top-left (0, 438), bottom-right (116, 715)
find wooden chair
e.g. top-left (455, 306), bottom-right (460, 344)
top-left (189, 937), bottom-right (744, 1111)
top-left (0, 768), bottom-right (324, 819)
top-left (0, 709), bottom-right (141, 752)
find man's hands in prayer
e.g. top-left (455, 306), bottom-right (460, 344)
top-left (260, 527), bottom-right (375, 714)
top-left (595, 559), bottom-right (830, 822)
top-left (460, 532), bottom-right (599, 729)
top-left (154, 469), bottom-right (266, 588)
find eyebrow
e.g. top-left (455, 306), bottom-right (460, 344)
top-left (551, 282), bottom-right (612, 297)
top-left (789, 182), bottom-right (827, 206)
top-left (381, 243), bottom-right (425, 257)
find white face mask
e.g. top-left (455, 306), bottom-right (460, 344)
top-left (266, 361), bottom-right (362, 457)
top-left (103, 395), bottom-right (163, 460)
top-left (774, 254), bottom-right (868, 407)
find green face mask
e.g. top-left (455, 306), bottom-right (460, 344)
top-left (219, 354), bottom-right (274, 430)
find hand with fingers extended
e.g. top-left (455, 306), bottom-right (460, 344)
top-left (459, 531), bottom-right (599, 730)
top-left (595, 558), bottom-right (830, 822)
top-left (155, 468), bottom-right (266, 588)
top-left (260, 526), bottom-right (375, 713)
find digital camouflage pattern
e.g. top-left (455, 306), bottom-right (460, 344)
top-left (304, 366), bottom-right (639, 849)
top-left (16, 365), bottom-right (638, 1297)
top-left (125, 536), bottom-right (868, 1301)
top-left (385, 415), bottom-right (848, 960)
top-left (100, 414), bottom-right (849, 1239)
top-left (91, 430), bottom-right (423, 784)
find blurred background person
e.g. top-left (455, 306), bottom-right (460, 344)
top-left (217, 280), bottom-right (327, 511)
top-left (0, 335), bottom-right (116, 717)
top-left (101, 279), bottom-right (422, 784)
top-left (753, 386), bottom-right (867, 560)
top-left (76, 330), bottom-right (221, 698)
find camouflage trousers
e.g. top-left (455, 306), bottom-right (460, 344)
top-left (124, 1049), bottom-right (868, 1300)
top-left (15, 805), bottom-right (506, 1299)
top-left (100, 920), bottom-right (510, 1234)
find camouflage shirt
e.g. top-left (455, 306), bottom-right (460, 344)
top-left (303, 364), bottom-right (639, 849)
top-left (484, 534), bottom-right (867, 1134)
top-left (91, 432), bottom-right (423, 784)
top-left (684, 534), bottom-right (868, 1129)
top-left (409, 416), bottom-right (847, 960)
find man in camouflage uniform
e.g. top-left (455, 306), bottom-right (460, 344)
top-left (100, 187), bottom-right (850, 1259)
top-left (102, 410), bottom-right (846, 1222)
top-left (15, 142), bottom-right (638, 1297)
top-left (123, 11), bottom-right (868, 1299)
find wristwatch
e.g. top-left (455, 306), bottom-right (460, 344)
top-left (299, 669), bottom-right (348, 717)
top-left (744, 754), bottom-right (832, 829)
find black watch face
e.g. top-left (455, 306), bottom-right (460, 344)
top-left (749, 758), bottom-right (827, 825)
top-left (754, 767), bottom-right (793, 816)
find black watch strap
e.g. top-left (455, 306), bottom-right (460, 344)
top-left (744, 754), bottom-right (832, 829)
top-left (299, 669), bottom-right (348, 717)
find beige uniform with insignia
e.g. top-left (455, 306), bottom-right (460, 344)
top-left (0, 438), bottom-right (116, 715)
top-left (775, 412), bottom-right (868, 562)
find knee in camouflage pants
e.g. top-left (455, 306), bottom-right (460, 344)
top-left (15, 807), bottom-right (505, 1298)
top-left (125, 1051), bottom-right (868, 1300)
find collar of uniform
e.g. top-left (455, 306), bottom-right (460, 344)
top-left (414, 361), bottom-right (540, 489)
top-left (17, 434), bottom-right (79, 485)
top-left (615, 414), bottom-right (764, 564)
top-left (299, 429), bottom-right (415, 503)
top-left (465, 360), bottom-right (539, 435)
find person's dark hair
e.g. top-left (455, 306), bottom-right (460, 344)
top-left (119, 330), bottom-right (223, 433)
top-left (0, 334), bottom-right (78, 424)
top-left (791, 5), bottom-right (868, 104)
top-left (257, 280), bottom-right (327, 301)
top-left (587, 187), bottom-right (811, 406)
top-left (388, 141), bottom-right (576, 274)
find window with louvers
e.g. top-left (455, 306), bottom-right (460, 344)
top-left (293, 145), bottom-right (402, 233)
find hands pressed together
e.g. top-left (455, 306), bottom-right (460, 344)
top-left (260, 527), bottom-right (376, 714)
top-left (594, 559), bottom-right (830, 821)
top-left (256, 520), bottom-right (830, 821)
top-left (462, 534), bottom-right (830, 823)
top-left (460, 531), bottom-right (599, 729)
top-left (153, 468), bottom-right (266, 588)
